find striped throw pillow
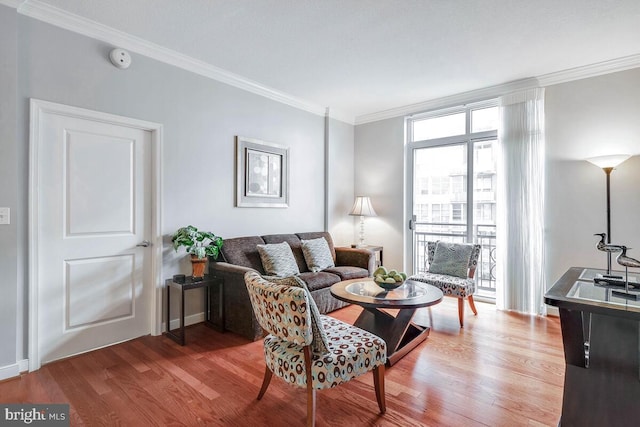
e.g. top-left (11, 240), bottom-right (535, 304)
top-left (257, 242), bottom-right (300, 277)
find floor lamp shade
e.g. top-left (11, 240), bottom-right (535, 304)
top-left (349, 196), bottom-right (377, 247)
top-left (585, 154), bottom-right (631, 169)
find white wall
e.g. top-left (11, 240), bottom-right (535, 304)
top-left (0, 4), bottom-right (19, 371)
top-left (2, 13), bottom-right (353, 371)
top-left (545, 68), bottom-right (640, 287)
top-left (354, 117), bottom-right (406, 272)
top-left (327, 117), bottom-right (356, 247)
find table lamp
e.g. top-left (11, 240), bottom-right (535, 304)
top-left (349, 196), bottom-right (377, 247)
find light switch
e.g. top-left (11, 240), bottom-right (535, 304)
top-left (0, 208), bottom-right (10, 225)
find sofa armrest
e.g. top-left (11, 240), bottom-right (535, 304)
top-left (209, 261), bottom-right (264, 341)
top-left (210, 261), bottom-right (257, 276)
top-left (335, 247), bottom-right (375, 275)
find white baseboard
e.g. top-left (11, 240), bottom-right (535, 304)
top-left (162, 311), bottom-right (205, 332)
top-left (0, 361), bottom-right (20, 381)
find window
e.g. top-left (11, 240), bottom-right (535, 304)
top-left (451, 175), bottom-right (466, 194)
top-left (452, 203), bottom-right (466, 222)
top-left (431, 176), bottom-right (450, 195)
top-left (412, 112), bottom-right (466, 141)
top-left (409, 100), bottom-right (498, 298)
top-left (476, 175), bottom-right (493, 192)
top-left (471, 106), bottom-right (499, 133)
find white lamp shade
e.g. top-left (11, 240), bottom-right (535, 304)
top-left (586, 154), bottom-right (631, 169)
top-left (349, 196), bottom-right (377, 217)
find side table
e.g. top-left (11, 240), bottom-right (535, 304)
top-left (166, 274), bottom-right (224, 345)
top-left (350, 244), bottom-right (383, 267)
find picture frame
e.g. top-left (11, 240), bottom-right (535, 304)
top-left (235, 136), bottom-right (289, 208)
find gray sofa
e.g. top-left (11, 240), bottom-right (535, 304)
top-left (210, 231), bottom-right (374, 341)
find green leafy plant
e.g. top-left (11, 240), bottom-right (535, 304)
top-left (171, 225), bottom-right (223, 259)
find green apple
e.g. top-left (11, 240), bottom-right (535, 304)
top-left (373, 266), bottom-right (388, 277)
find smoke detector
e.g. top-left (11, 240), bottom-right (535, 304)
top-left (109, 48), bottom-right (132, 69)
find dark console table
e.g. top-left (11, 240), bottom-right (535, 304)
top-left (166, 274), bottom-right (224, 345)
top-left (545, 267), bottom-right (640, 427)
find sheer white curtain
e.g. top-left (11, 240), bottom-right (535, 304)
top-left (496, 88), bottom-right (546, 315)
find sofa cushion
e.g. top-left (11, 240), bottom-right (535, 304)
top-left (220, 236), bottom-right (266, 273)
top-left (301, 237), bottom-right (335, 272)
top-left (257, 242), bottom-right (300, 277)
top-left (429, 241), bottom-right (473, 278)
top-left (323, 266), bottom-right (369, 281)
top-left (262, 234), bottom-right (308, 272)
top-left (297, 271), bottom-right (341, 292)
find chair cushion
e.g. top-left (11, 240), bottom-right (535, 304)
top-left (408, 272), bottom-right (476, 297)
top-left (263, 315), bottom-right (386, 390)
top-left (301, 237), bottom-right (335, 272)
top-left (264, 275), bottom-right (330, 354)
top-left (257, 242), bottom-right (300, 277)
top-left (429, 242), bottom-right (474, 278)
top-left (244, 271), bottom-right (312, 346)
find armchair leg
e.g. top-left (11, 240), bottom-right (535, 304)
top-left (257, 366), bottom-right (273, 400)
top-left (468, 295), bottom-right (478, 315)
top-left (458, 297), bottom-right (465, 327)
top-left (373, 365), bottom-right (386, 414)
top-left (303, 346), bottom-right (316, 427)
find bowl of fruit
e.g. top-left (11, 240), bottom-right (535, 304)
top-left (373, 266), bottom-right (407, 290)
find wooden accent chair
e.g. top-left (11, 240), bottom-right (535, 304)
top-left (244, 271), bottom-right (387, 427)
top-left (409, 241), bottom-right (482, 327)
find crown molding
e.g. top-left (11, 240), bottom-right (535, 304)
top-left (355, 78), bottom-right (539, 125)
top-left (0, 0), bottom-right (23, 8)
top-left (536, 53), bottom-right (640, 87)
top-left (355, 54), bottom-right (640, 125)
top-left (16, 0), bottom-right (335, 119)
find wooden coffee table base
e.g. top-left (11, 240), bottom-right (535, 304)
top-left (354, 307), bottom-right (429, 366)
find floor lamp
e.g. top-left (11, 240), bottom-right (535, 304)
top-left (349, 196), bottom-right (377, 247)
top-left (586, 154), bottom-right (631, 274)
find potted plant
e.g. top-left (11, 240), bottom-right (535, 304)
top-left (171, 225), bottom-right (223, 279)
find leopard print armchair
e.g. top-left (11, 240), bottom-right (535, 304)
top-left (244, 271), bottom-right (387, 426)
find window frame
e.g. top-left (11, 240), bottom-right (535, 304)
top-left (405, 99), bottom-right (498, 274)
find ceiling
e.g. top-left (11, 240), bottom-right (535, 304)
top-left (18, 0), bottom-right (640, 122)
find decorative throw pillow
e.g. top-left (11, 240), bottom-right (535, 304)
top-left (300, 237), bottom-right (335, 272)
top-left (429, 241), bottom-right (473, 279)
top-left (257, 242), bottom-right (300, 277)
top-left (263, 275), bottom-right (330, 354)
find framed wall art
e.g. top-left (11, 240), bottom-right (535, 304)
top-left (235, 136), bottom-right (289, 208)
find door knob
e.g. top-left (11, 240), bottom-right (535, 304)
top-left (136, 240), bottom-right (151, 247)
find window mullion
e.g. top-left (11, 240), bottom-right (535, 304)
top-left (466, 138), bottom-right (474, 243)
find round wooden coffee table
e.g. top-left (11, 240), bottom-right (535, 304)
top-left (330, 278), bottom-right (443, 366)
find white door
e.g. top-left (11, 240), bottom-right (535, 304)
top-left (32, 102), bottom-right (155, 366)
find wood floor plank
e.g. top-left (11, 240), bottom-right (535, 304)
top-left (0, 299), bottom-right (564, 426)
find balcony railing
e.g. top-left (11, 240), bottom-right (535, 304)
top-left (413, 223), bottom-right (496, 297)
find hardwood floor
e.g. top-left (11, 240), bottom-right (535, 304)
top-left (0, 299), bottom-right (564, 426)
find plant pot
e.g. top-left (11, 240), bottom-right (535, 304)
top-left (190, 255), bottom-right (207, 279)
